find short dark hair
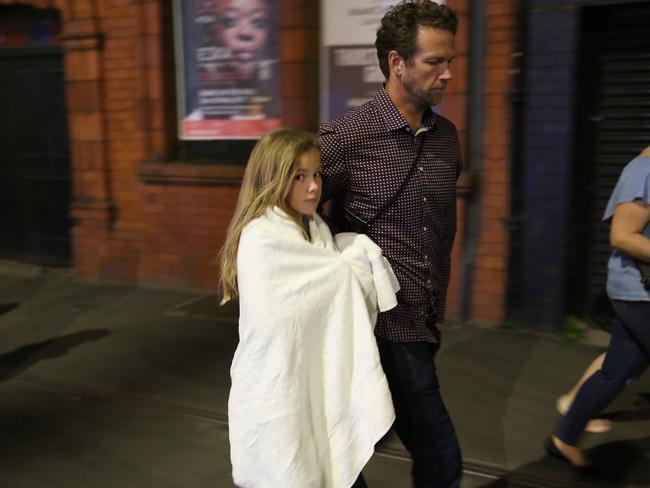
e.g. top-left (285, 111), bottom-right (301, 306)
top-left (376, 0), bottom-right (458, 79)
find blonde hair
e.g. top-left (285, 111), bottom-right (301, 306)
top-left (218, 128), bottom-right (320, 303)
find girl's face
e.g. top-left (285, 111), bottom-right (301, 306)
top-left (217, 0), bottom-right (270, 64)
top-left (285, 149), bottom-right (322, 217)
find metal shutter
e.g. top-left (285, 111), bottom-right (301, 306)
top-left (578, 2), bottom-right (650, 314)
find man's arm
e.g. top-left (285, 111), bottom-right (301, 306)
top-left (319, 124), bottom-right (347, 201)
top-left (318, 124), bottom-right (348, 228)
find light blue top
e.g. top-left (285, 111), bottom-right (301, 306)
top-left (603, 155), bottom-right (650, 301)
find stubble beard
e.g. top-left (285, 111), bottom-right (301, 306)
top-left (414, 87), bottom-right (441, 110)
top-left (403, 75), bottom-right (442, 110)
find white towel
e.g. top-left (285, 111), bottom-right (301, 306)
top-left (229, 207), bottom-right (398, 488)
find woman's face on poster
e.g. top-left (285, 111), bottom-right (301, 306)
top-left (217, 0), bottom-right (270, 66)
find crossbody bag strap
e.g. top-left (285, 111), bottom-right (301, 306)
top-left (345, 132), bottom-right (426, 229)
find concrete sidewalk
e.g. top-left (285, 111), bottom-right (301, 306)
top-left (0, 260), bottom-right (648, 487)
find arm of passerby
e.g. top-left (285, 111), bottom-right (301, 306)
top-left (610, 199), bottom-right (650, 262)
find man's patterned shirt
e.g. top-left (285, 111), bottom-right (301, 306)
top-left (319, 87), bottom-right (462, 343)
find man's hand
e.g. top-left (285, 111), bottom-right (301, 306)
top-left (321, 199), bottom-right (334, 218)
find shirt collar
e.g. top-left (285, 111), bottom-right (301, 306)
top-left (374, 85), bottom-right (437, 133)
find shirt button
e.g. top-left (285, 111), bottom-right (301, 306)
top-left (423, 226), bottom-right (428, 231)
top-left (418, 166), bottom-right (423, 171)
top-left (424, 254), bottom-right (429, 260)
top-left (423, 197), bottom-right (427, 202)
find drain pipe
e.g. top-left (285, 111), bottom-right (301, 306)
top-left (459, 0), bottom-right (486, 321)
top-left (504, 0), bottom-right (528, 320)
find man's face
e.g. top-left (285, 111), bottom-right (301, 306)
top-left (400, 26), bottom-right (455, 109)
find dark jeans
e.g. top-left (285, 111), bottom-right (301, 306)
top-left (555, 300), bottom-right (649, 445)
top-left (377, 337), bottom-right (462, 488)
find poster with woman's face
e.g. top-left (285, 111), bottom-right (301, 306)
top-left (175, 0), bottom-right (281, 140)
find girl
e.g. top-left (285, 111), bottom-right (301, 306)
top-left (219, 128), bottom-right (398, 488)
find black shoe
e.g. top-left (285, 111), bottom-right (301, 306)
top-left (545, 438), bottom-right (571, 463)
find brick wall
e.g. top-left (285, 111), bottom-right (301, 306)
top-left (442, 0), bottom-right (470, 319)
top-left (1, 0), bottom-right (320, 293)
top-left (468, 0), bottom-right (516, 324)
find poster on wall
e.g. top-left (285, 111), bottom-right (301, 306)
top-left (320, 0), bottom-right (391, 122)
top-left (320, 0), bottom-right (445, 122)
top-left (174, 0), bottom-right (281, 140)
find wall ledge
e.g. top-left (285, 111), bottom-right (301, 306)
top-left (138, 162), bottom-right (245, 186)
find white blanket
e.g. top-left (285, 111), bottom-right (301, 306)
top-left (229, 207), bottom-right (398, 488)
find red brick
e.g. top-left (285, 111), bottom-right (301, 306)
top-left (488, 15), bottom-right (515, 29)
top-left (67, 81), bottom-right (101, 111)
top-left (280, 28), bottom-right (318, 62)
top-left (72, 141), bottom-right (105, 170)
top-left (454, 14), bottom-right (470, 55)
top-left (486, 1), bottom-right (514, 17)
top-left (143, 2), bottom-right (162, 35)
top-left (282, 97), bottom-right (318, 131)
top-left (487, 28), bottom-right (514, 44)
top-left (70, 112), bottom-right (104, 141)
top-left (280, 0), bottom-right (318, 27)
top-left (281, 62), bottom-right (318, 98)
top-left (65, 50), bottom-right (100, 81)
top-left (104, 68), bottom-right (138, 81)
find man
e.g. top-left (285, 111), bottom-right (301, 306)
top-left (319, 1), bottom-right (463, 486)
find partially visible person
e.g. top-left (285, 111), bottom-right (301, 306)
top-left (556, 352), bottom-right (611, 434)
top-left (319, 1), bottom-right (463, 486)
top-left (219, 128), bottom-right (398, 487)
top-left (548, 146), bottom-right (650, 468)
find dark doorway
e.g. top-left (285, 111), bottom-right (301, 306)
top-left (0, 45), bottom-right (72, 266)
top-left (567, 2), bottom-right (650, 319)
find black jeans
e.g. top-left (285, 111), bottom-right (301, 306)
top-left (377, 337), bottom-right (462, 488)
top-left (351, 473), bottom-right (367, 487)
top-left (555, 300), bottom-right (649, 444)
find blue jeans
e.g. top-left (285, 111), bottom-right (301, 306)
top-left (377, 338), bottom-right (462, 488)
top-left (554, 300), bottom-right (649, 445)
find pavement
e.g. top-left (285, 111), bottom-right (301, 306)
top-left (0, 259), bottom-right (649, 488)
